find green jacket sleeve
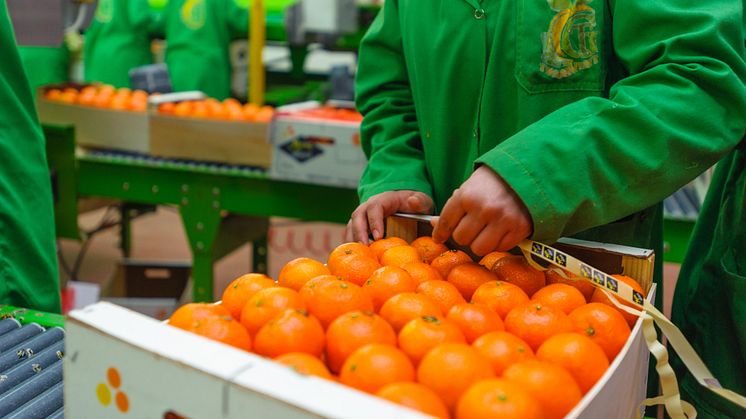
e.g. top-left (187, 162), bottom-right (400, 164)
top-left (355, 1), bottom-right (434, 203)
top-left (477, 0), bottom-right (746, 242)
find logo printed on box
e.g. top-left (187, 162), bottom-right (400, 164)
top-left (592, 270), bottom-right (605, 285)
top-left (279, 138), bottom-right (324, 163)
top-left (555, 253), bottom-right (567, 267)
top-left (605, 275), bottom-right (619, 292)
top-left (96, 367), bottom-right (130, 413)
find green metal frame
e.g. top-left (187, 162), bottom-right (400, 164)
top-left (74, 152), bottom-right (357, 302)
top-left (0, 305), bottom-right (65, 328)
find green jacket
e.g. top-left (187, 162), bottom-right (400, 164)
top-left (0, 3), bottom-right (61, 313)
top-left (356, 1), bottom-right (746, 415)
top-left (671, 143), bottom-right (746, 418)
top-left (84, 0), bottom-right (165, 88)
top-left (164, 0), bottom-right (249, 99)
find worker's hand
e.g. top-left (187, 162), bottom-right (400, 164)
top-left (346, 191), bottom-right (434, 244)
top-left (432, 165), bottom-right (533, 256)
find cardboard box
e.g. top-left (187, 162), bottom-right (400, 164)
top-left (37, 93), bottom-right (149, 153)
top-left (65, 219), bottom-right (655, 418)
top-left (149, 114), bottom-right (272, 168)
top-left (269, 103), bottom-right (365, 188)
top-left (65, 302), bottom-right (428, 419)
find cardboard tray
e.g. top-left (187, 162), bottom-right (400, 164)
top-left (149, 114), bottom-right (272, 168)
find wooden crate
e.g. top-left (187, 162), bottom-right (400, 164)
top-left (37, 97), bottom-right (149, 153)
top-left (149, 114), bottom-right (272, 168)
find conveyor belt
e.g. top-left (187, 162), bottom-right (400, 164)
top-left (0, 318), bottom-right (65, 418)
top-left (81, 149), bottom-right (269, 178)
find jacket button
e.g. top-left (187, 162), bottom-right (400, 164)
top-left (474, 8), bottom-right (485, 19)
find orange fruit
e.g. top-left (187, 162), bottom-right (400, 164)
top-left (299, 275), bottom-right (373, 328)
top-left (503, 360), bottom-right (582, 419)
top-left (59, 90), bottom-right (78, 104)
top-left (568, 302), bottom-right (631, 360)
top-left (221, 273), bottom-right (276, 320)
top-left (478, 251), bottom-right (512, 270)
top-left (77, 90), bottom-right (96, 106)
top-left (402, 262), bottom-right (444, 285)
top-left (168, 303), bottom-right (230, 329)
top-left (173, 101), bottom-right (193, 117)
top-left (417, 343), bottom-right (495, 410)
top-left (243, 103), bottom-right (260, 120)
top-left (472, 331), bottom-right (535, 375)
top-left (158, 102), bottom-right (175, 114)
top-left (339, 344), bottom-right (415, 394)
top-left (545, 268), bottom-right (596, 301)
top-left (504, 302), bottom-right (573, 351)
top-left (329, 254), bottom-right (381, 287)
top-left (431, 250), bottom-right (472, 279)
top-left (376, 382), bottom-right (449, 419)
top-left (379, 292), bottom-right (442, 332)
top-left (278, 257), bottom-right (331, 291)
top-left (416, 280), bottom-right (466, 315)
top-left (446, 303), bottom-right (504, 343)
top-left (363, 266), bottom-right (417, 312)
top-left (255, 106), bottom-right (274, 122)
top-left (447, 263), bottom-right (499, 300)
top-left (536, 333), bottom-right (610, 393)
top-left (253, 309), bottom-right (325, 358)
top-left (531, 283), bottom-right (587, 315)
top-left (274, 352), bottom-right (332, 379)
top-left (369, 237), bottom-right (408, 261)
top-left (328, 242), bottom-right (375, 266)
top-left (491, 255), bottom-right (546, 297)
top-left (381, 245), bottom-right (423, 267)
top-left (456, 379), bottom-right (543, 419)
top-left (187, 314), bottom-right (252, 351)
top-left (411, 236), bottom-right (449, 264)
top-left (45, 88), bottom-right (62, 101)
top-left (398, 315), bottom-right (465, 364)
top-left (240, 287), bottom-right (306, 335)
top-left (325, 310), bottom-right (397, 373)
top-left (590, 274), bottom-right (646, 327)
top-left (471, 280), bottom-right (530, 319)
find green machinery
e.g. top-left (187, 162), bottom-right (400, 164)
top-left (46, 124), bottom-right (357, 302)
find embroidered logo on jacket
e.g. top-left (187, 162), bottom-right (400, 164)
top-left (540, 0), bottom-right (599, 79)
top-left (95, 0), bottom-right (114, 23)
top-left (181, 0), bottom-right (207, 30)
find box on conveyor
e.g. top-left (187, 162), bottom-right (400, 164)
top-left (36, 83), bottom-right (150, 154)
top-left (148, 93), bottom-right (274, 169)
top-left (269, 100), bottom-right (366, 188)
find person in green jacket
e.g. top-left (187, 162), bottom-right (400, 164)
top-left (84, 0), bottom-right (166, 88)
top-left (0, 3), bottom-right (62, 313)
top-left (348, 1), bottom-right (746, 416)
top-left (164, 0), bottom-right (249, 99)
top-left (670, 144), bottom-right (746, 418)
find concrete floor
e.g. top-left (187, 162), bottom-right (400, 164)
top-left (58, 206), bottom-right (681, 317)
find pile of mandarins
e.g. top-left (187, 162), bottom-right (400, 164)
top-left (44, 84), bottom-right (149, 111)
top-left (169, 236), bottom-right (646, 419)
top-left (157, 98), bottom-right (274, 122)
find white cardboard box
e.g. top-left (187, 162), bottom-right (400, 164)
top-left (65, 302), bottom-right (428, 419)
top-left (65, 237), bottom-right (655, 419)
top-left (269, 105), bottom-right (365, 188)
